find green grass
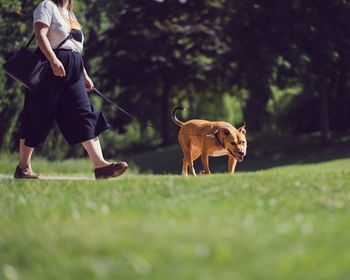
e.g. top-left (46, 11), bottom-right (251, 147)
top-left (1, 156), bottom-right (350, 279)
top-left (0, 154), bottom-right (138, 176)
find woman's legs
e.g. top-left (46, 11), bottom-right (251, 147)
top-left (82, 137), bottom-right (128, 179)
top-left (14, 138), bottom-right (39, 178)
top-left (20, 136), bottom-right (108, 169)
top-left (19, 138), bottom-right (34, 171)
top-left (81, 137), bottom-right (110, 169)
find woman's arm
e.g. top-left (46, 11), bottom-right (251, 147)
top-left (34, 22), bottom-right (66, 77)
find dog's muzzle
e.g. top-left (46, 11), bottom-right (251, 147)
top-left (228, 149), bottom-right (245, 162)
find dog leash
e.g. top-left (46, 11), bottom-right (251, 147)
top-left (93, 87), bottom-right (135, 120)
top-left (92, 87), bottom-right (156, 129)
top-left (92, 87), bottom-right (219, 138)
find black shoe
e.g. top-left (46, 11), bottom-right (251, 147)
top-left (14, 165), bottom-right (39, 179)
top-left (94, 162), bottom-right (128, 179)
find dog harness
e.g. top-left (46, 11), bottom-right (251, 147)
top-left (213, 131), bottom-right (225, 149)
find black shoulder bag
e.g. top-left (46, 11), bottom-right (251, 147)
top-left (3, 33), bottom-right (71, 91)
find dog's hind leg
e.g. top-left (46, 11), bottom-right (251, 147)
top-left (180, 139), bottom-right (198, 176)
top-left (186, 142), bottom-right (198, 176)
top-left (228, 156), bottom-right (237, 174)
top-left (189, 144), bottom-right (202, 176)
top-left (179, 136), bottom-right (190, 176)
top-left (189, 160), bottom-right (196, 176)
top-left (182, 155), bottom-right (196, 176)
top-left (182, 159), bottom-right (189, 176)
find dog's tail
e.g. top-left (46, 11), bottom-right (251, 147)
top-left (171, 106), bottom-right (184, 127)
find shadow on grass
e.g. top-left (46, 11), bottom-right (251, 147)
top-left (126, 132), bottom-right (350, 174)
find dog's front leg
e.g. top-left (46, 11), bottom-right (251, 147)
top-left (201, 153), bottom-right (211, 175)
top-left (228, 156), bottom-right (237, 174)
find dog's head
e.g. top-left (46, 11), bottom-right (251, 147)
top-left (219, 124), bottom-right (247, 162)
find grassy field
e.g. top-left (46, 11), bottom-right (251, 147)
top-left (1, 135), bottom-right (350, 280)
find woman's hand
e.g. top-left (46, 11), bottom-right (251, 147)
top-left (83, 68), bottom-right (94, 92)
top-left (84, 75), bottom-right (94, 92)
top-left (50, 57), bottom-right (66, 77)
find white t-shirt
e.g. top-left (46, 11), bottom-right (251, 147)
top-left (33, 0), bottom-right (84, 53)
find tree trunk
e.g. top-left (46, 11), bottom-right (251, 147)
top-left (243, 81), bottom-right (271, 132)
top-left (313, 56), bottom-right (331, 145)
top-left (315, 66), bottom-right (331, 145)
top-left (335, 49), bottom-right (350, 132)
top-left (161, 82), bottom-right (171, 146)
top-left (319, 85), bottom-right (331, 144)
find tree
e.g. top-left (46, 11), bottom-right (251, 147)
top-left (93, 0), bottom-right (226, 146)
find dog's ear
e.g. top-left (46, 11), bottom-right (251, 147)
top-left (221, 128), bottom-right (231, 137)
top-left (237, 123), bottom-right (246, 135)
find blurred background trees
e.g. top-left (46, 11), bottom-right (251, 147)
top-left (1, 0), bottom-right (349, 158)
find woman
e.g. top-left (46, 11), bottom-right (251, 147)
top-left (14, 0), bottom-right (128, 179)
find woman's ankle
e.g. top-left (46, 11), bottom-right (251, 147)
top-left (93, 161), bottom-right (110, 169)
top-left (18, 163), bottom-right (31, 171)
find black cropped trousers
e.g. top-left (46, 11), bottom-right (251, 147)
top-left (20, 50), bottom-right (110, 148)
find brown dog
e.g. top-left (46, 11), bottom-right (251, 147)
top-left (172, 106), bottom-right (247, 176)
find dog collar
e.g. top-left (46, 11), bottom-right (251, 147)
top-left (214, 130), bottom-right (225, 148)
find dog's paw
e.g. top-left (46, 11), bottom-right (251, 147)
top-left (199, 170), bottom-right (210, 175)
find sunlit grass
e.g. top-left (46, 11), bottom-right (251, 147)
top-left (0, 153), bottom-right (138, 176)
top-left (0, 157), bottom-right (350, 279)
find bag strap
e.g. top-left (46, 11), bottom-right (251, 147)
top-left (24, 33), bottom-right (72, 50)
top-left (24, 34), bottom-right (35, 49)
top-left (54, 33), bottom-right (72, 50)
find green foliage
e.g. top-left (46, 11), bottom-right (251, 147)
top-left (1, 0), bottom-right (350, 158)
top-left (0, 0), bottom-right (43, 151)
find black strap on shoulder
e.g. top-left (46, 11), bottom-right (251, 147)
top-left (24, 33), bottom-right (72, 50)
top-left (54, 34), bottom-right (72, 50)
